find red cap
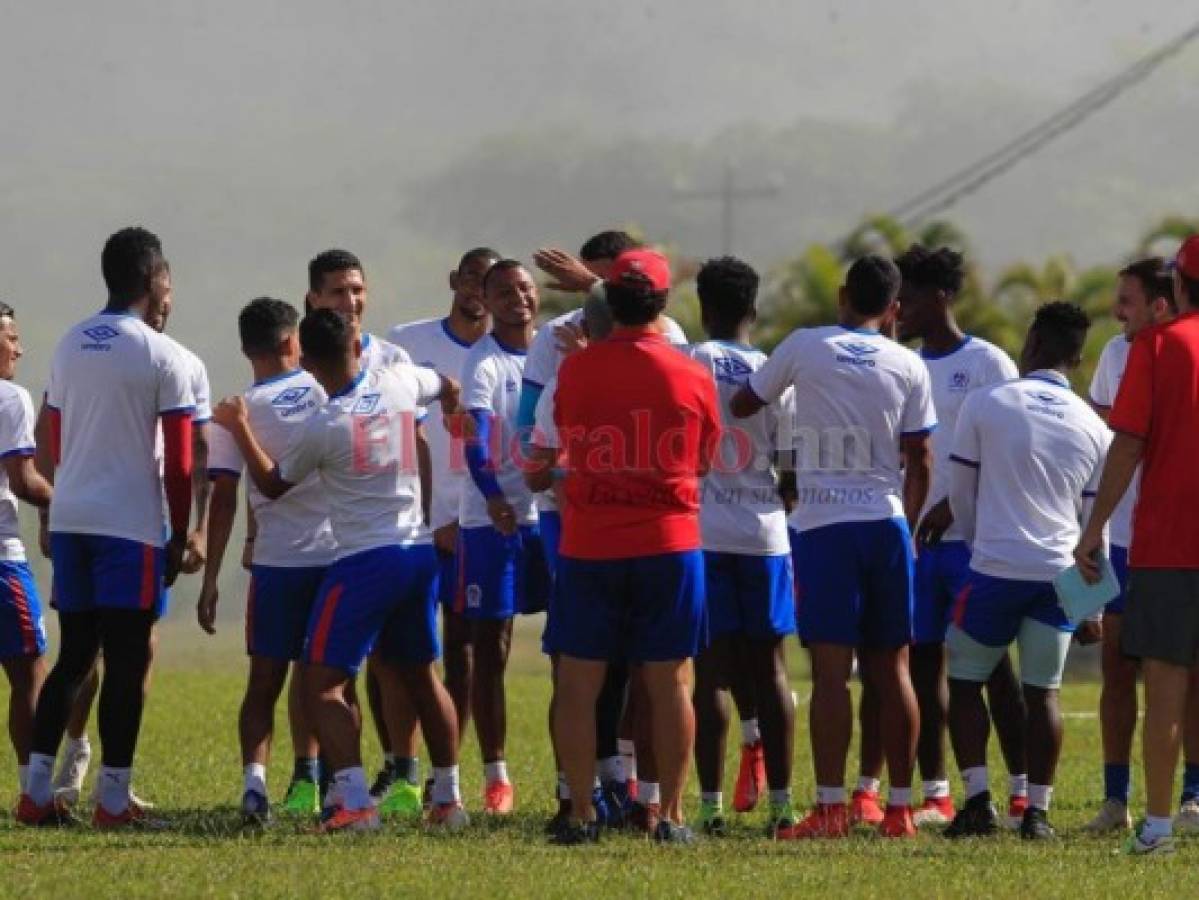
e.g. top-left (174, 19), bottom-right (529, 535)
top-left (607, 249), bottom-right (671, 294)
top-left (1177, 235), bottom-right (1199, 281)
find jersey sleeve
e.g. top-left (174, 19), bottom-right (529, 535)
top-left (697, 375), bottom-right (723, 467)
top-left (747, 332), bottom-right (799, 405)
top-left (277, 414), bottom-right (325, 486)
top-left (949, 391), bottom-right (982, 467)
top-left (522, 326), bottom-right (557, 389)
top-left (533, 377), bottom-right (559, 449)
top-left (190, 355), bottom-right (213, 423)
top-left (406, 364), bottom-right (443, 408)
top-left (900, 361), bottom-right (937, 436)
top-left (0, 388), bottom-right (36, 458)
top-left (46, 345), bottom-right (64, 410)
top-left (156, 342), bottom-right (196, 415)
top-left (206, 419), bottom-right (244, 477)
top-left (981, 346), bottom-right (1019, 386)
top-left (1108, 331), bottom-right (1155, 438)
top-left (463, 354), bottom-right (498, 413)
top-left (1088, 340), bottom-right (1120, 408)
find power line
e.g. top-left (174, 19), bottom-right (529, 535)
top-left (674, 160), bottom-right (782, 255)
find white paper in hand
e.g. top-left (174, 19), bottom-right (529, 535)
top-left (1054, 554), bottom-right (1120, 624)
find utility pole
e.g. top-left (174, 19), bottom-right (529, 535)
top-left (674, 160), bottom-right (782, 256)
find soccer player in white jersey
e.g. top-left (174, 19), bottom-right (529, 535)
top-left (732, 255), bottom-right (934, 840)
top-left (213, 309), bottom-right (465, 833)
top-left (197, 298), bottom-right (335, 825)
top-left (944, 302), bottom-right (1108, 841)
top-left (19, 227), bottom-right (195, 828)
top-left (881, 244), bottom-right (1028, 829)
top-left (0, 302), bottom-right (54, 804)
top-left (381, 246), bottom-right (499, 814)
top-left (1081, 258), bottom-right (1186, 832)
top-left (457, 259), bottom-right (551, 814)
top-left (685, 258), bottom-right (798, 838)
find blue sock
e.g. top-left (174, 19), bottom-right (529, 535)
top-left (1104, 763), bottom-right (1131, 804)
top-left (1180, 762), bottom-right (1199, 803)
top-left (293, 756), bottom-right (320, 784)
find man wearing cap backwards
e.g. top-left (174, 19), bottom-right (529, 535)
top-left (1076, 235), bottom-right (1199, 856)
top-left (526, 249), bottom-right (721, 845)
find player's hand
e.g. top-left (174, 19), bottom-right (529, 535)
top-left (486, 496), bottom-right (518, 536)
top-left (1074, 617), bottom-right (1102, 646)
top-left (533, 247), bottom-right (600, 293)
top-left (212, 396), bottom-right (249, 431)
top-left (165, 533), bottom-right (187, 587)
top-left (439, 375), bottom-right (461, 416)
top-left (433, 522), bottom-right (459, 556)
top-left (553, 321), bottom-right (589, 356)
top-left (1073, 528), bottom-right (1104, 584)
top-left (240, 537), bottom-right (254, 571)
top-left (196, 582), bottom-right (219, 635)
top-left (915, 499), bottom-right (953, 548)
top-left (181, 529), bottom-right (206, 574)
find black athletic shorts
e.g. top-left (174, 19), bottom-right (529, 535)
top-left (1122, 568), bottom-right (1199, 667)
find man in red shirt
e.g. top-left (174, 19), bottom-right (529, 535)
top-left (1076, 235), bottom-right (1199, 855)
top-left (527, 249), bottom-right (720, 844)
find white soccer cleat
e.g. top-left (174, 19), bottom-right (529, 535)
top-left (51, 741), bottom-right (92, 807)
top-left (1083, 799), bottom-right (1133, 834)
top-left (1174, 798), bottom-right (1199, 833)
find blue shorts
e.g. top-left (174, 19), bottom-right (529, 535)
top-left (50, 532), bottom-right (166, 618)
top-left (554, 550), bottom-right (707, 662)
top-left (304, 544), bottom-right (439, 674)
top-left (913, 540), bottom-right (972, 644)
top-left (436, 548), bottom-right (457, 608)
top-left (1105, 545), bottom-right (1130, 615)
top-left (0, 561), bottom-right (46, 659)
top-left (455, 524), bottom-right (551, 620)
top-left (705, 551), bottom-right (795, 640)
top-left (246, 565), bottom-right (327, 661)
top-left (950, 568), bottom-right (1074, 647)
top-left (790, 519), bottom-right (914, 649)
top-left (539, 510), bottom-right (562, 580)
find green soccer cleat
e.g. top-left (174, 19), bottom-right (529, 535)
top-left (697, 799), bottom-right (728, 837)
top-left (766, 800), bottom-right (797, 838)
top-left (377, 780), bottom-right (423, 820)
top-left (281, 779), bottom-right (320, 816)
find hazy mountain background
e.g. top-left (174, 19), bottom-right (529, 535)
top-left (3, 0), bottom-right (1198, 618)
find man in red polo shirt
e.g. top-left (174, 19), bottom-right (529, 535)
top-left (1076, 235), bottom-right (1199, 855)
top-left (527, 249), bottom-right (720, 845)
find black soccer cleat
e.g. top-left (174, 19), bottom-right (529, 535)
top-left (944, 792), bottom-right (999, 839)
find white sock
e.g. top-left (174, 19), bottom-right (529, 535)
top-left (98, 766), bottom-right (132, 816)
top-left (66, 735), bottom-right (91, 755)
top-left (618, 739), bottom-right (637, 782)
top-left (484, 760), bottom-right (509, 784)
top-left (889, 786), bottom-right (912, 807)
top-left (962, 766), bottom-right (989, 800)
top-left (1028, 783), bottom-right (1053, 812)
top-left (599, 755), bottom-right (624, 783)
top-left (856, 776), bottom-right (881, 794)
top-left (816, 785), bottom-right (847, 805)
top-left (640, 781), bottom-right (661, 805)
top-left (26, 753), bottom-right (55, 805)
top-left (18, 764), bottom-right (29, 793)
top-left (432, 766), bottom-right (460, 805)
top-left (1143, 814), bottom-right (1173, 841)
top-left (740, 718), bottom-right (761, 746)
top-left (769, 789), bottom-right (791, 806)
top-left (1009, 773), bottom-right (1029, 797)
top-left (701, 791), bottom-right (722, 808)
top-left (922, 779), bottom-right (950, 800)
top-left (243, 763), bottom-right (267, 798)
top-left (333, 766), bottom-right (371, 811)
top-left (556, 772), bottom-right (570, 801)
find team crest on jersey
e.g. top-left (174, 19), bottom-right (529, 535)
top-left (505, 379), bottom-right (518, 394)
top-left (1025, 389), bottom-right (1067, 420)
top-left (833, 340), bottom-right (879, 368)
top-left (271, 386), bottom-right (310, 407)
top-left (353, 393), bottom-right (382, 415)
top-left (81, 324), bottom-right (121, 350)
top-left (713, 356), bottom-right (753, 385)
top-left (949, 371), bottom-right (970, 392)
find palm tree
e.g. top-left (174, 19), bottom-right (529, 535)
top-left (991, 256), bottom-right (1115, 320)
top-left (1138, 215), bottom-right (1199, 258)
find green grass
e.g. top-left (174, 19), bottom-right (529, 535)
top-left (0, 619), bottom-right (1189, 898)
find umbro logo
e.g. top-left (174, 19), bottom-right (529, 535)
top-left (834, 340), bottom-right (879, 368)
top-left (271, 386), bottom-right (310, 407)
top-left (81, 324), bottom-right (121, 346)
top-left (353, 393), bottom-right (381, 415)
top-left (1025, 389), bottom-right (1067, 420)
top-left (505, 379), bottom-right (518, 393)
top-left (713, 356), bottom-right (753, 385)
top-left (1025, 390), bottom-right (1066, 406)
top-left (949, 371), bottom-right (970, 392)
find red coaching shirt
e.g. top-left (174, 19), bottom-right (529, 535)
top-left (553, 328), bottom-right (721, 560)
top-left (1109, 310), bottom-right (1199, 568)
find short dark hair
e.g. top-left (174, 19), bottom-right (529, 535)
top-left (1030, 300), bottom-right (1090, 365)
top-left (102, 227), bottom-right (166, 306)
top-left (579, 230), bottom-right (640, 262)
top-left (308, 249), bottom-right (363, 293)
top-left (845, 255), bottom-right (901, 316)
top-left (0, 302), bottom-right (14, 320)
top-left (696, 256), bottom-right (759, 333)
top-left (605, 282), bottom-right (667, 327)
top-left (482, 258), bottom-right (526, 294)
top-left (1119, 257), bottom-right (1175, 311)
top-left (458, 247), bottom-right (502, 273)
top-left (239, 298), bottom-right (299, 357)
top-left (1180, 271), bottom-right (1199, 311)
top-left (299, 308), bottom-right (354, 365)
top-left (894, 244), bottom-right (965, 296)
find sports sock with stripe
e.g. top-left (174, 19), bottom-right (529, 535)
top-left (25, 753), bottom-right (55, 805)
top-left (244, 763), bottom-right (267, 798)
top-left (98, 766), bottom-right (132, 816)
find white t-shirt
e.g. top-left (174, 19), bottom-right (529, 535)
top-left (388, 316), bottom-right (475, 530)
top-left (460, 333), bottom-right (538, 528)
top-left (360, 332), bottom-right (412, 371)
top-left (1088, 335), bottom-right (1136, 549)
top-left (0, 381), bottom-right (37, 561)
top-left (207, 369), bottom-right (336, 568)
top-left (921, 336), bottom-right (1018, 542)
top-left (950, 370), bottom-right (1109, 581)
top-left (686, 341), bottom-right (791, 556)
top-left (278, 365), bottom-right (442, 559)
top-left (47, 312), bottom-right (194, 546)
top-left (748, 325), bottom-right (936, 533)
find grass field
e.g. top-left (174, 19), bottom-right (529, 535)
top-left (0, 617), bottom-right (1192, 898)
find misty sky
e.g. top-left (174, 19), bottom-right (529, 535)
top-left (2, 0), bottom-right (1197, 394)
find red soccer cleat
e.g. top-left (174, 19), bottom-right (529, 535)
top-left (849, 789), bottom-right (885, 826)
top-left (92, 802), bottom-right (166, 831)
top-left (776, 803), bottom-right (850, 839)
top-left (15, 794), bottom-right (75, 827)
top-left (315, 804), bottom-right (381, 833)
top-left (912, 795), bottom-right (955, 827)
top-left (879, 804), bottom-right (917, 838)
top-left (483, 779), bottom-right (515, 815)
top-left (1005, 794), bottom-right (1028, 829)
top-left (733, 742), bottom-right (767, 813)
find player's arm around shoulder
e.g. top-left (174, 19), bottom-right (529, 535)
top-left (211, 395), bottom-right (294, 500)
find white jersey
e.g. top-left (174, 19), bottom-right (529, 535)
top-left (921, 336), bottom-right (1017, 542)
top-left (686, 341), bottom-right (791, 556)
top-left (1089, 335), bottom-right (1136, 549)
top-left (153, 337), bottom-right (211, 522)
top-left (950, 370), bottom-right (1109, 581)
top-left (0, 381), bottom-right (37, 561)
top-left (278, 365), bottom-right (441, 559)
top-left (47, 312), bottom-right (194, 546)
top-left (388, 317), bottom-right (475, 530)
top-left (522, 308), bottom-right (687, 388)
top-left (360, 332), bottom-right (412, 371)
top-left (460, 333), bottom-right (538, 528)
top-left (208, 369), bottom-right (336, 568)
